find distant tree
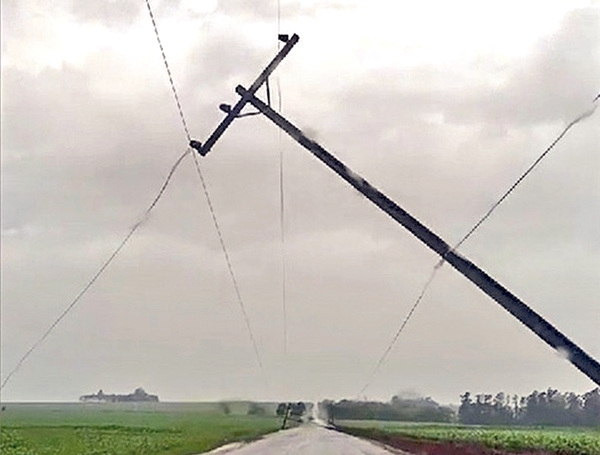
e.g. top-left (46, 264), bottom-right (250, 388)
top-left (582, 388), bottom-right (600, 426)
top-left (276, 402), bottom-right (288, 416)
top-left (459, 392), bottom-right (474, 424)
top-left (459, 388), bottom-right (600, 427)
top-left (219, 402), bottom-right (231, 415)
top-left (511, 395), bottom-right (520, 420)
top-left (247, 403), bottom-right (266, 416)
top-left (290, 402), bottom-right (306, 418)
top-left (565, 392), bottom-right (583, 425)
top-left (329, 397), bottom-right (453, 423)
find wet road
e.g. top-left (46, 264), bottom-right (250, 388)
top-left (203, 424), bottom-right (406, 455)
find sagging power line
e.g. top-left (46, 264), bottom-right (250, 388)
top-left (191, 152), bottom-right (266, 376)
top-left (143, 0), bottom-right (267, 382)
top-left (358, 96), bottom-right (599, 396)
top-left (276, 0), bottom-right (289, 355)
top-left (1, 148), bottom-right (191, 391)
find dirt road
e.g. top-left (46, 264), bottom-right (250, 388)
top-left (203, 424), bottom-right (407, 454)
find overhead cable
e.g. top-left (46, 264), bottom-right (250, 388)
top-left (1, 149), bottom-right (191, 391)
top-left (191, 154), bottom-right (267, 380)
top-left (276, 0), bottom-right (288, 354)
top-left (442, 98), bottom-right (599, 261)
top-left (144, 0), bottom-right (267, 381)
top-left (144, 0), bottom-right (191, 141)
top-left (358, 96), bottom-right (599, 397)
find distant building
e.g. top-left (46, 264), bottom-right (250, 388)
top-left (79, 387), bottom-right (159, 402)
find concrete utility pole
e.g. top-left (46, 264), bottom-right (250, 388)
top-left (191, 34), bottom-right (600, 387)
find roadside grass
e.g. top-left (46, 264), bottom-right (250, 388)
top-left (0, 403), bottom-right (281, 455)
top-left (339, 420), bottom-right (600, 455)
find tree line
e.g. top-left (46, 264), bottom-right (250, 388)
top-left (318, 388), bottom-right (600, 427)
top-left (321, 395), bottom-right (454, 423)
top-left (459, 388), bottom-right (600, 426)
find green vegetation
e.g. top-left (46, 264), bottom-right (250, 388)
top-left (0, 402), bottom-right (280, 455)
top-left (459, 388), bottom-right (600, 426)
top-left (320, 395), bottom-right (454, 422)
top-left (340, 421), bottom-right (600, 455)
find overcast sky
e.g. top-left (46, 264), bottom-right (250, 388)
top-left (1, 0), bottom-right (599, 404)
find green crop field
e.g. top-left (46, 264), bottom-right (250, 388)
top-left (0, 402), bottom-right (281, 455)
top-left (339, 420), bottom-right (600, 455)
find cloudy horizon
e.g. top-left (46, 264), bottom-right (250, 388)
top-left (1, 0), bottom-right (599, 404)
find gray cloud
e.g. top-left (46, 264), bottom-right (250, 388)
top-left (70, 0), bottom-right (142, 28)
top-left (454, 8), bottom-right (600, 126)
top-left (2, 3), bottom-right (599, 403)
top-left (217, 0), bottom-right (357, 21)
top-left (333, 8), bottom-right (599, 134)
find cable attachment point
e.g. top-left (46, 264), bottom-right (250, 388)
top-left (278, 34), bottom-right (289, 43)
top-left (190, 140), bottom-right (203, 153)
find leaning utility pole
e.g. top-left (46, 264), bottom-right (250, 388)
top-left (190, 34), bottom-right (600, 386)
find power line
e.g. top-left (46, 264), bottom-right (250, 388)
top-left (276, 0), bottom-right (288, 354)
top-left (358, 97), bottom-right (599, 397)
top-left (279, 134), bottom-right (287, 355)
top-left (358, 267), bottom-right (439, 398)
top-left (144, 0), bottom-right (191, 142)
top-left (190, 153), bottom-right (267, 381)
top-left (442, 98), bottom-right (599, 262)
top-left (1, 149), bottom-right (191, 391)
top-left (143, 0), bottom-right (266, 381)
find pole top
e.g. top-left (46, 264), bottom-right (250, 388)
top-left (189, 140), bottom-right (203, 154)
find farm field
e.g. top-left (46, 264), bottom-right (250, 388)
top-left (0, 402), bottom-right (281, 455)
top-left (339, 420), bottom-right (600, 455)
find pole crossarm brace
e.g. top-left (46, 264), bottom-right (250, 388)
top-left (191, 34), bottom-right (300, 156)
top-left (234, 85), bottom-right (600, 387)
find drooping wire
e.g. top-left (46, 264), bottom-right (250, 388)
top-left (1, 149), bottom-right (191, 391)
top-left (144, 0), bottom-right (191, 142)
top-left (440, 98), bottom-right (599, 263)
top-left (190, 153), bottom-right (267, 381)
top-left (143, 0), bottom-right (267, 381)
top-left (276, 0), bottom-right (288, 354)
top-left (357, 267), bottom-right (438, 398)
top-left (358, 96), bottom-right (599, 397)
top-left (279, 133), bottom-right (287, 355)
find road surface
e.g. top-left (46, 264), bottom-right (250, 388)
top-left (203, 424), bottom-right (407, 454)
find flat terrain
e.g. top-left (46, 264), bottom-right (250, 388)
top-left (0, 402), bottom-right (281, 455)
top-left (338, 420), bottom-right (600, 455)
